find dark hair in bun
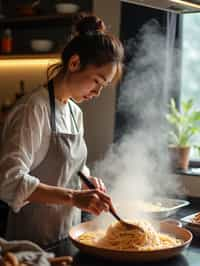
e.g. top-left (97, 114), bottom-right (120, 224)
top-left (75, 13), bottom-right (106, 35)
top-left (48, 13), bottom-right (124, 85)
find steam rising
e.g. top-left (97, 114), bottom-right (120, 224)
top-left (92, 16), bottom-right (183, 221)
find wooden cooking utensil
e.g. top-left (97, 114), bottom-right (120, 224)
top-left (78, 171), bottom-right (144, 232)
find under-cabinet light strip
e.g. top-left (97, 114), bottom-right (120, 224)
top-left (171, 0), bottom-right (200, 9)
top-left (0, 58), bottom-right (60, 67)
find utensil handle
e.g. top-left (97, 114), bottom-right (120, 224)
top-left (78, 171), bottom-right (96, 189)
top-left (78, 171), bottom-right (121, 222)
top-left (109, 207), bottom-right (121, 222)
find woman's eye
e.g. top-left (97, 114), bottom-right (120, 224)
top-left (94, 79), bottom-right (99, 84)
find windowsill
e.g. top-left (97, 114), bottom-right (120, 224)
top-left (175, 168), bottom-right (200, 176)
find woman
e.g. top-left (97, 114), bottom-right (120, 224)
top-left (0, 13), bottom-right (124, 247)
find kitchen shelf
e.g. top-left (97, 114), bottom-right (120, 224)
top-left (0, 14), bottom-right (74, 26)
top-left (0, 1), bottom-right (93, 60)
top-left (0, 53), bottom-right (60, 60)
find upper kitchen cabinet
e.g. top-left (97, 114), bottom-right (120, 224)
top-left (0, 0), bottom-right (93, 57)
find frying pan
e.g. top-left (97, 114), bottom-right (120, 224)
top-left (69, 220), bottom-right (192, 262)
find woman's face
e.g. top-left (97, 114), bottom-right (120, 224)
top-left (66, 59), bottom-right (118, 103)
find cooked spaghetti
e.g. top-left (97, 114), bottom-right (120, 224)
top-left (192, 212), bottom-right (200, 223)
top-left (78, 220), bottom-right (182, 251)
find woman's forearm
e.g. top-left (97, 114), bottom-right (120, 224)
top-left (26, 182), bottom-right (112, 215)
top-left (26, 183), bottom-right (74, 206)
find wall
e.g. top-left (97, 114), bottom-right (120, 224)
top-left (0, 58), bottom-right (55, 104)
top-left (85, 0), bottom-right (121, 165)
top-left (0, 0), bottom-right (121, 167)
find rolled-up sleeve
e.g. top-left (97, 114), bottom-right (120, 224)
top-left (0, 100), bottom-right (45, 212)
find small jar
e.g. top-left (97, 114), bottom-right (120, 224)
top-left (1, 28), bottom-right (13, 54)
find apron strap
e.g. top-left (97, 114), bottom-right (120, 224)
top-left (47, 79), bottom-right (57, 133)
top-left (68, 101), bottom-right (79, 133)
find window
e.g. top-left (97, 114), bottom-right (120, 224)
top-left (181, 13), bottom-right (200, 160)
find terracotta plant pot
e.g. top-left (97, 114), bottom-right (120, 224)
top-left (168, 146), bottom-right (190, 171)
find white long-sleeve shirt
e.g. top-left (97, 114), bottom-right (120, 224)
top-left (0, 86), bottom-right (89, 212)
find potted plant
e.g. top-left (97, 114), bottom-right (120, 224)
top-left (166, 98), bottom-right (200, 171)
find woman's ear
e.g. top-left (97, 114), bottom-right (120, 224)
top-left (68, 54), bottom-right (80, 72)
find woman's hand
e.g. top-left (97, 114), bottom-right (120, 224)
top-left (82, 176), bottom-right (106, 192)
top-left (72, 189), bottom-right (112, 215)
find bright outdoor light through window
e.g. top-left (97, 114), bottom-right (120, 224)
top-left (181, 13), bottom-right (200, 159)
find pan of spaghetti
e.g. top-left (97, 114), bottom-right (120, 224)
top-left (69, 219), bottom-right (192, 262)
top-left (115, 198), bottom-right (190, 219)
top-left (181, 212), bottom-right (200, 237)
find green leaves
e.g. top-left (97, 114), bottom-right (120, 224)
top-left (182, 98), bottom-right (193, 113)
top-left (166, 98), bottom-right (200, 147)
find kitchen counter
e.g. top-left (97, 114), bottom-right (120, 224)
top-left (46, 197), bottom-right (200, 266)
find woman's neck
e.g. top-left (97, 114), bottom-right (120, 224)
top-left (53, 73), bottom-right (71, 104)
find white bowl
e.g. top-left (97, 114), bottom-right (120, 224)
top-left (30, 39), bottom-right (53, 52)
top-left (55, 3), bottom-right (79, 14)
